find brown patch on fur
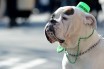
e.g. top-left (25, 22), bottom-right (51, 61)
top-left (64, 8), bottom-right (74, 15)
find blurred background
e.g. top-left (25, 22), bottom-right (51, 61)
top-left (0, 0), bottom-right (104, 69)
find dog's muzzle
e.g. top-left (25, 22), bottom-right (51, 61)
top-left (45, 20), bottom-right (65, 43)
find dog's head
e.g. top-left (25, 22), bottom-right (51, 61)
top-left (44, 6), bottom-right (96, 48)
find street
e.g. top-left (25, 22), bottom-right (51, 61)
top-left (0, 25), bottom-right (64, 69)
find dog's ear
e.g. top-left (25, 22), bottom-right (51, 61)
top-left (84, 13), bottom-right (97, 29)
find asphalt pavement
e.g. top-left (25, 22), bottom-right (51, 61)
top-left (0, 26), bottom-right (64, 69)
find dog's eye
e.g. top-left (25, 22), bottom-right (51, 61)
top-left (62, 17), bottom-right (68, 20)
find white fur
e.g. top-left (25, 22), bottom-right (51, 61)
top-left (45, 6), bottom-right (104, 69)
top-left (60, 7), bottom-right (104, 69)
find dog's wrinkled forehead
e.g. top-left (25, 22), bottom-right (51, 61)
top-left (52, 6), bottom-right (75, 19)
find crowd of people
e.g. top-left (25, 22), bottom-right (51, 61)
top-left (0, 0), bottom-right (103, 27)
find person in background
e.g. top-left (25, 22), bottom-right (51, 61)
top-left (0, 0), bottom-right (6, 18)
top-left (5, 0), bottom-right (34, 28)
top-left (99, 0), bottom-right (104, 12)
top-left (6, 0), bottom-right (18, 27)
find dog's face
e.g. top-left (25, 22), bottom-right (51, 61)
top-left (45, 6), bottom-right (96, 48)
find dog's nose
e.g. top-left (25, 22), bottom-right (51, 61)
top-left (50, 20), bottom-right (57, 25)
top-left (49, 25), bottom-right (54, 32)
top-left (46, 24), bottom-right (55, 33)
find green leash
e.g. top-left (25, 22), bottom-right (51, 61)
top-left (57, 2), bottom-right (92, 64)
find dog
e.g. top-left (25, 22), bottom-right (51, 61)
top-left (44, 6), bottom-right (104, 69)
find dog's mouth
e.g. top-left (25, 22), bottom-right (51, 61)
top-left (45, 30), bottom-right (65, 43)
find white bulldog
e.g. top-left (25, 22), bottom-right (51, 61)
top-left (45, 6), bottom-right (104, 69)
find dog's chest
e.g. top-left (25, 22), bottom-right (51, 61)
top-left (70, 56), bottom-right (104, 69)
top-left (70, 57), bottom-right (94, 69)
top-left (66, 55), bottom-right (93, 69)
top-left (63, 53), bottom-right (95, 69)
top-left (63, 45), bottom-right (104, 69)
